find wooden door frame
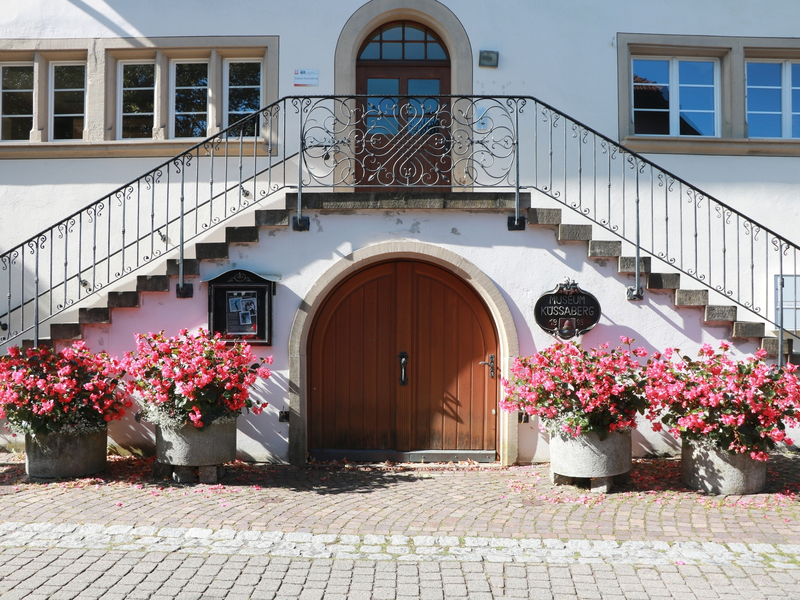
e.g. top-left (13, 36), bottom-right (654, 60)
top-left (287, 240), bottom-right (520, 466)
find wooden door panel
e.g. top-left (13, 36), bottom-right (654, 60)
top-left (309, 260), bottom-right (498, 453)
top-left (410, 262), bottom-right (498, 451)
top-left (309, 263), bottom-right (396, 450)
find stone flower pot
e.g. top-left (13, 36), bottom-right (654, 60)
top-left (549, 430), bottom-right (632, 492)
top-left (156, 419), bottom-right (237, 466)
top-left (25, 427), bottom-right (107, 479)
top-left (681, 440), bottom-right (767, 495)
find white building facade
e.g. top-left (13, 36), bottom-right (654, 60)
top-left (1, 0), bottom-right (799, 464)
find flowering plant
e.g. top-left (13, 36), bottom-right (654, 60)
top-left (0, 342), bottom-right (130, 436)
top-left (644, 342), bottom-right (800, 461)
top-left (501, 338), bottom-right (648, 438)
top-left (123, 328), bottom-right (272, 429)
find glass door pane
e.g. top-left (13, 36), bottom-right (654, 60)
top-left (408, 79), bottom-right (440, 134)
top-left (367, 78), bottom-right (399, 134)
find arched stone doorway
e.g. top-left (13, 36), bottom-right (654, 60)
top-left (286, 240), bottom-right (520, 466)
top-left (334, 0), bottom-right (473, 97)
top-left (307, 259), bottom-right (498, 460)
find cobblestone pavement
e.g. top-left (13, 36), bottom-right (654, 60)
top-left (0, 452), bottom-right (799, 598)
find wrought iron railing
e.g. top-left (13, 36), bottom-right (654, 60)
top-left (1, 95), bottom-right (798, 354)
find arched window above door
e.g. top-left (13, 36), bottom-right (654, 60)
top-left (358, 22), bottom-right (449, 62)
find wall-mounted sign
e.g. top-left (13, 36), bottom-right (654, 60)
top-left (208, 269), bottom-right (275, 345)
top-left (534, 279), bottom-right (601, 340)
top-left (294, 69), bottom-right (319, 86)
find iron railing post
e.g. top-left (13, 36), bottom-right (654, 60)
top-left (33, 241), bottom-right (39, 348)
top-left (515, 104), bottom-right (520, 223)
top-left (179, 158), bottom-right (185, 295)
top-left (294, 101), bottom-right (309, 231)
top-left (779, 251), bottom-right (785, 368)
top-left (508, 100), bottom-right (524, 230)
top-left (628, 159), bottom-right (644, 301)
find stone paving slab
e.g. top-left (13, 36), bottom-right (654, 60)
top-left (0, 549), bottom-right (798, 599)
top-left (0, 453), bottom-right (799, 598)
top-left (0, 454), bottom-right (798, 545)
top-left (2, 522), bottom-right (800, 568)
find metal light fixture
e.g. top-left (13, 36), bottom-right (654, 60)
top-left (478, 50), bottom-right (499, 68)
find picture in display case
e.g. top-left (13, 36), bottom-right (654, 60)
top-left (208, 269), bottom-right (273, 345)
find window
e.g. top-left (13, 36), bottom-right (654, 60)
top-left (632, 58), bottom-right (719, 136)
top-left (1, 64), bottom-right (33, 141)
top-left (171, 61), bottom-right (208, 138)
top-left (118, 62), bottom-right (155, 139)
top-left (746, 61), bottom-right (800, 138)
top-left (51, 63), bottom-right (85, 140)
top-left (358, 22), bottom-right (448, 61)
top-left (224, 60), bottom-right (261, 137)
top-left (776, 275), bottom-right (800, 331)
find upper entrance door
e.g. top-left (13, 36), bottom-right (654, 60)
top-left (308, 260), bottom-right (499, 458)
top-left (356, 22), bottom-right (451, 191)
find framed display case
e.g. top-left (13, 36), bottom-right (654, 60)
top-left (207, 269), bottom-right (275, 345)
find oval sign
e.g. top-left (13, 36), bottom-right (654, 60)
top-left (534, 279), bottom-right (601, 340)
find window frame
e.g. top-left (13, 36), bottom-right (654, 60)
top-left (0, 61), bottom-right (34, 142)
top-left (48, 60), bottom-right (87, 142)
top-left (631, 55), bottom-right (721, 138)
top-left (222, 58), bottom-right (264, 138)
top-left (776, 274), bottom-right (800, 331)
top-left (745, 59), bottom-right (800, 139)
top-left (116, 59), bottom-right (156, 141)
top-left (168, 58), bottom-right (210, 140)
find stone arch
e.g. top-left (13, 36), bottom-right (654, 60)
top-left (334, 0), bottom-right (473, 96)
top-left (287, 239), bottom-right (519, 465)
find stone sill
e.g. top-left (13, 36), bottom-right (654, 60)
top-left (285, 192), bottom-right (532, 211)
top-left (0, 140), bottom-right (274, 159)
top-left (623, 136), bottom-right (800, 157)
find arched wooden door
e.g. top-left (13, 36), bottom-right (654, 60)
top-left (308, 260), bottom-right (499, 459)
top-left (355, 21), bottom-right (451, 191)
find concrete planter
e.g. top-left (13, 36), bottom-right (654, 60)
top-left (25, 427), bottom-right (107, 479)
top-left (156, 419), bottom-right (237, 466)
top-left (549, 430), bottom-right (632, 492)
top-left (681, 440), bottom-right (767, 495)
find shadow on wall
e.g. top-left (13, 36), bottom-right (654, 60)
top-left (237, 372), bottom-right (291, 463)
top-left (109, 412), bottom-right (155, 456)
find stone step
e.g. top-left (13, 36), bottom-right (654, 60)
top-left (732, 321), bottom-right (766, 339)
top-left (136, 275), bottom-right (170, 292)
top-left (762, 337), bottom-right (794, 357)
top-left (50, 323), bottom-right (82, 340)
top-left (21, 338), bottom-right (53, 350)
top-left (618, 256), bottom-right (651, 274)
top-left (557, 224), bottom-right (592, 243)
top-left (704, 305), bottom-right (737, 323)
top-left (647, 273), bottom-right (680, 290)
top-left (675, 289), bottom-right (709, 307)
top-left (587, 240), bottom-right (621, 258)
top-left (526, 208), bottom-right (561, 227)
top-left (226, 226), bottom-right (259, 244)
top-left (195, 242), bottom-right (228, 260)
top-left (78, 307), bottom-right (110, 324)
top-left (166, 259), bottom-right (200, 277)
top-left (254, 209), bottom-right (290, 227)
top-left (107, 291), bottom-right (139, 308)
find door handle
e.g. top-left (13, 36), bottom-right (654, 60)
top-left (399, 351), bottom-right (408, 386)
top-left (479, 354), bottom-right (495, 378)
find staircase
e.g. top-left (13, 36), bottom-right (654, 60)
top-left (2, 94), bottom-right (798, 360)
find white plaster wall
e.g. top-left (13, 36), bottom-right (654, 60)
top-left (7, 207), bottom-right (774, 463)
top-left (3, 0), bottom-right (800, 132)
top-left (0, 158), bottom-right (166, 252)
top-left (1, 1), bottom-right (800, 247)
top-left (2, 1), bottom-right (800, 461)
